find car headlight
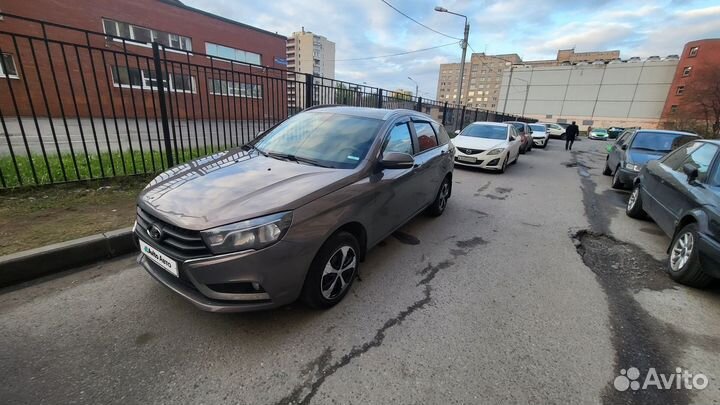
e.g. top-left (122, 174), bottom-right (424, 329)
top-left (625, 163), bottom-right (641, 172)
top-left (201, 212), bottom-right (293, 254)
top-left (487, 148), bottom-right (505, 155)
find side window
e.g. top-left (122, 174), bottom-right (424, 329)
top-left (616, 131), bottom-right (630, 145)
top-left (510, 127), bottom-right (518, 140)
top-left (383, 123), bottom-right (414, 155)
top-left (431, 122), bottom-right (450, 145)
top-left (413, 121), bottom-right (438, 152)
top-left (663, 142), bottom-right (701, 170)
top-left (678, 144), bottom-right (719, 183)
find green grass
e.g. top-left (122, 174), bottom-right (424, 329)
top-left (0, 146), bottom-right (228, 188)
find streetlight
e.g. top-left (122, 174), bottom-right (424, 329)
top-left (407, 76), bottom-right (419, 97)
top-left (435, 6), bottom-right (469, 106)
top-left (501, 74), bottom-right (530, 117)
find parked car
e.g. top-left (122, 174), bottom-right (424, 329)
top-left (453, 122), bottom-right (521, 173)
top-left (607, 127), bottom-right (625, 139)
top-left (605, 129), bottom-right (699, 189)
top-left (134, 106), bottom-right (455, 312)
top-left (542, 122), bottom-right (566, 139)
top-left (588, 128), bottom-right (609, 140)
top-left (504, 121), bottom-right (534, 153)
top-left (626, 140), bottom-right (720, 287)
top-left (529, 123), bottom-right (549, 148)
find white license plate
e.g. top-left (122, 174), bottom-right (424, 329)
top-left (457, 155), bottom-right (477, 163)
top-left (140, 240), bottom-right (178, 277)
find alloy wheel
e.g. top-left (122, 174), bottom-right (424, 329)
top-left (628, 187), bottom-right (639, 210)
top-left (321, 246), bottom-right (357, 299)
top-left (438, 182), bottom-right (450, 211)
top-left (670, 232), bottom-right (694, 271)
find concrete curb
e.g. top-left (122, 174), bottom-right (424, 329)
top-left (0, 227), bottom-right (136, 288)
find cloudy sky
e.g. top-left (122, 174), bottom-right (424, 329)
top-left (183, 0), bottom-right (720, 98)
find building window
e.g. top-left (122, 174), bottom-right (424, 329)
top-left (111, 66), bottom-right (196, 93)
top-left (670, 105), bottom-right (678, 113)
top-left (208, 79), bottom-right (262, 98)
top-left (206, 43), bottom-right (261, 65)
top-left (0, 53), bottom-right (19, 79)
top-left (676, 86), bottom-right (685, 96)
top-left (689, 46), bottom-right (698, 57)
top-left (102, 18), bottom-right (192, 51)
top-left (682, 66), bottom-right (692, 77)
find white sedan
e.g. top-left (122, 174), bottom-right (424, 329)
top-left (529, 123), bottom-right (549, 148)
top-left (453, 122), bottom-right (522, 173)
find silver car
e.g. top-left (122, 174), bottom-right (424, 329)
top-left (135, 106), bottom-right (455, 312)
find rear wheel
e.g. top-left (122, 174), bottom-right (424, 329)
top-left (427, 177), bottom-right (451, 216)
top-left (667, 223), bottom-right (712, 288)
top-left (301, 231), bottom-right (360, 309)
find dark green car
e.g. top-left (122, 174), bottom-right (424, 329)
top-left (608, 127), bottom-right (625, 139)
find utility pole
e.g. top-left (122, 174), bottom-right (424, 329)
top-left (435, 6), bottom-right (469, 106)
top-left (521, 83), bottom-right (529, 117)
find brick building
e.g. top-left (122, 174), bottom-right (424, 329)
top-left (661, 39), bottom-right (720, 128)
top-left (0, 0), bottom-right (288, 120)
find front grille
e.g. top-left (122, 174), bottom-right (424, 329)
top-left (459, 148), bottom-right (484, 155)
top-left (136, 207), bottom-right (211, 260)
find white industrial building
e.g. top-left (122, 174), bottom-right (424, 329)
top-left (497, 60), bottom-right (679, 129)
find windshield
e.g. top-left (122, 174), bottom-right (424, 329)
top-left (460, 124), bottom-right (508, 140)
top-left (254, 112), bottom-right (383, 169)
top-left (530, 124), bottom-right (545, 132)
top-left (592, 128), bottom-right (608, 133)
top-left (630, 132), bottom-right (697, 152)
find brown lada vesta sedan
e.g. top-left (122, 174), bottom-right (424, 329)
top-left (135, 106), bottom-right (455, 312)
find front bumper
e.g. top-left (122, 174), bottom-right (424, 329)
top-left (532, 136), bottom-right (547, 146)
top-left (698, 232), bottom-right (720, 278)
top-left (615, 167), bottom-right (639, 187)
top-left (454, 151), bottom-right (506, 170)
top-left (589, 135), bottom-right (608, 140)
top-left (135, 232), bottom-right (314, 312)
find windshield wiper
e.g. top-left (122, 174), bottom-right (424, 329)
top-left (267, 152), bottom-right (334, 168)
top-left (243, 143), bottom-right (268, 156)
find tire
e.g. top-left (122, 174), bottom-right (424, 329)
top-left (540, 140), bottom-right (547, 149)
top-left (498, 155), bottom-right (508, 174)
top-left (611, 167), bottom-right (625, 189)
top-left (301, 231), bottom-right (360, 309)
top-left (511, 153), bottom-right (518, 165)
top-left (626, 184), bottom-right (646, 219)
top-left (427, 177), bottom-right (451, 216)
top-left (560, 133), bottom-right (567, 140)
top-left (603, 161), bottom-right (612, 176)
top-left (667, 223), bottom-right (712, 288)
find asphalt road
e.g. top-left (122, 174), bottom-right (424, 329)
top-left (1, 138), bottom-right (719, 404)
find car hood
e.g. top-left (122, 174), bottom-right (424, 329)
top-left (627, 149), bottom-right (666, 165)
top-left (453, 135), bottom-right (507, 150)
top-left (138, 149), bottom-right (357, 230)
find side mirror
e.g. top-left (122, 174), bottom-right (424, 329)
top-left (621, 144), bottom-right (628, 150)
top-left (683, 163), bottom-right (699, 183)
top-left (454, 129), bottom-right (461, 135)
top-left (380, 152), bottom-right (415, 169)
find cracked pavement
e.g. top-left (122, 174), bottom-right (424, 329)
top-left (1, 138), bottom-right (719, 404)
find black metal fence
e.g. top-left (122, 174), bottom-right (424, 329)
top-left (0, 13), bottom-right (533, 189)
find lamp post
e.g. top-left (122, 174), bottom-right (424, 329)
top-left (407, 76), bottom-right (419, 97)
top-left (435, 6), bottom-right (469, 106)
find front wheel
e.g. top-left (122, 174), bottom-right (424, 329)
top-left (301, 231), bottom-right (360, 309)
top-left (611, 167), bottom-right (626, 189)
top-left (603, 161), bottom-right (612, 176)
top-left (626, 184), bottom-right (646, 219)
top-left (427, 177), bottom-right (451, 217)
top-left (667, 223), bottom-right (712, 288)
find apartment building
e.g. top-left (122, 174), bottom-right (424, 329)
top-left (436, 49), bottom-right (619, 109)
top-left (287, 28), bottom-right (335, 109)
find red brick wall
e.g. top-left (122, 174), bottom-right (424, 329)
top-left (661, 39), bottom-right (720, 121)
top-left (0, 0), bottom-right (288, 120)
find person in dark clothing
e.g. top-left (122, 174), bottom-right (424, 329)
top-left (565, 121), bottom-right (579, 150)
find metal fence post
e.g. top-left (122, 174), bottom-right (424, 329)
top-left (152, 42), bottom-right (174, 167)
top-left (474, 109), bottom-right (479, 122)
top-left (416, 97), bottom-right (422, 112)
top-left (442, 102), bottom-right (448, 125)
top-left (305, 74), bottom-right (314, 109)
top-left (377, 89), bottom-right (383, 108)
top-left (460, 106), bottom-right (466, 130)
